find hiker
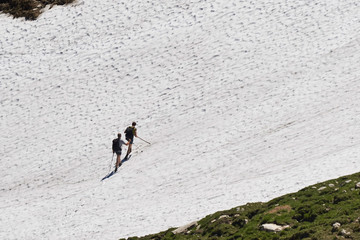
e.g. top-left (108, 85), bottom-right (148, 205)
top-left (124, 122), bottom-right (138, 159)
top-left (112, 133), bottom-right (129, 172)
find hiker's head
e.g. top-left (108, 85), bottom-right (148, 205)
top-left (132, 122), bottom-right (136, 127)
top-left (118, 133), bottom-right (121, 138)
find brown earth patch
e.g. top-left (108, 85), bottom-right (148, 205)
top-left (267, 205), bottom-right (292, 214)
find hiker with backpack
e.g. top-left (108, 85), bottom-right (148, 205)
top-left (112, 133), bottom-right (129, 172)
top-left (124, 122), bottom-right (138, 159)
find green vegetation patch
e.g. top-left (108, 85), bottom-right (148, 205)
top-left (0, 0), bottom-right (75, 20)
top-left (122, 172), bottom-right (360, 240)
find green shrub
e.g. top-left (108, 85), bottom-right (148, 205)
top-left (0, 0), bottom-right (75, 20)
top-left (124, 172), bottom-right (360, 240)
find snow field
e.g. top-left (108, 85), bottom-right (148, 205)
top-left (1, 0), bottom-right (360, 239)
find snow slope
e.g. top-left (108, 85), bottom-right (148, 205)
top-left (1, 0), bottom-right (360, 239)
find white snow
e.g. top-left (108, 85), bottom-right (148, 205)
top-left (1, 0), bottom-right (360, 239)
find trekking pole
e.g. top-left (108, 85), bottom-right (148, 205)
top-left (138, 137), bottom-right (151, 144)
top-left (109, 153), bottom-right (114, 172)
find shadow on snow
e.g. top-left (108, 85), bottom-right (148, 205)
top-left (101, 155), bottom-right (131, 181)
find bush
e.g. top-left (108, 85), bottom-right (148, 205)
top-left (293, 205), bottom-right (317, 222)
top-left (0, 0), bottom-right (75, 20)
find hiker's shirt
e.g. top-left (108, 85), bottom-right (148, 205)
top-left (126, 126), bottom-right (136, 140)
top-left (113, 138), bottom-right (126, 152)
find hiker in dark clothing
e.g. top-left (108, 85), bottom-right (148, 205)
top-left (124, 122), bottom-right (138, 159)
top-left (112, 133), bottom-right (129, 172)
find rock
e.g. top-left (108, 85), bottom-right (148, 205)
top-left (333, 222), bottom-right (341, 230)
top-left (318, 186), bottom-right (327, 191)
top-left (345, 180), bottom-right (352, 183)
top-left (260, 223), bottom-right (290, 232)
top-left (340, 229), bottom-right (351, 236)
top-left (172, 221), bottom-right (198, 234)
top-left (355, 182), bottom-right (360, 189)
top-left (329, 184), bottom-right (335, 188)
top-left (219, 215), bottom-right (229, 219)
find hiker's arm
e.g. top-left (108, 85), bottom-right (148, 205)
top-left (121, 140), bottom-right (129, 146)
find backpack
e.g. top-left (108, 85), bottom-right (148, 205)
top-left (112, 138), bottom-right (120, 152)
top-left (124, 126), bottom-right (134, 139)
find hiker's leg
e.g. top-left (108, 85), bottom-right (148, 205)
top-left (117, 155), bottom-right (121, 166)
top-left (115, 155), bottom-right (121, 171)
top-left (126, 144), bottom-right (132, 157)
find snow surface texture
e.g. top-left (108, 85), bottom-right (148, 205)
top-left (1, 0), bottom-right (360, 239)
